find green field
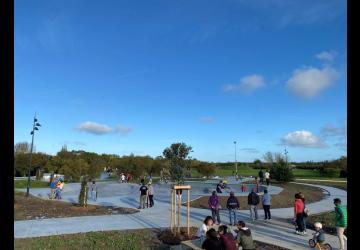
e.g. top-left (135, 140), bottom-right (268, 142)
top-left (14, 180), bottom-right (49, 189)
top-left (192, 167), bottom-right (346, 181)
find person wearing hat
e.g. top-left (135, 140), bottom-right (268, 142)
top-left (148, 181), bottom-right (154, 207)
top-left (226, 191), bottom-right (240, 226)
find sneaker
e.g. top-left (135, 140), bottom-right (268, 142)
top-left (295, 231), bottom-right (302, 235)
top-left (302, 231), bottom-right (307, 235)
top-left (268, 218), bottom-right (271, 220)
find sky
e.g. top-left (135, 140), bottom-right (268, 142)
top-left (14, 0), bottom-right (347, 162)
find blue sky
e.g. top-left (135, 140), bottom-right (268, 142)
top-left (14, 0), bottom-right (347, 162)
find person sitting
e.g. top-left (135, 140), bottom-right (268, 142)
top-left (202, 228), bottom-right (223, 250)
top-left (313, 222), bottom-right (325, 245)
top-left (194, 216), bottom-right (214, 244)
top-left (218, 225), bottom-right (237, 250)
top-left (235, 221), bottom-right (255, 250)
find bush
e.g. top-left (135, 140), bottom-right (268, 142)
top-left (270, 164), bottom-right (294, 183)
top-left (339, 169), bottom-right (347, 178)
top-left (319, 168), bottom-right (339, 178)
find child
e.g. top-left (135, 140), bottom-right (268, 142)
top-left (194, 216), bottom-right (214, 245)
top-left (90, 181), bottom-right (97, 201)
top-left (241, 183), bottom-right (247, 193)
top-left (313, 222), bottom-right (325, 244)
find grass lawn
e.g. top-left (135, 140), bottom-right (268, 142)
top-left (14, 191), bottom-right (138, 220)
top-left (14, 228), bottom-right (288, 250)
top-left (188, 182), bottom-right (324, 210)
top-left (14, 180), bottom-right (50, 189)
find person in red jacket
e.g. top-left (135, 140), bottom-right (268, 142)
top-left (218, 225), bottom-right (237, 250)
top-left (294, 193), bottom-right (306, 235)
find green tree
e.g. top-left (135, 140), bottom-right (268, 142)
top-left (270, 159), bottom-right (294, 183)
top-left (163, 142), bottom-right (192, 184)
top-left (194, 162), bottom-right (216, 178)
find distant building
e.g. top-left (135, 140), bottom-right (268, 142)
top-left (42, 173), bottom-right (65, 182)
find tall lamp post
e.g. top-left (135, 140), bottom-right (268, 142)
top-left (234, 141), bottom-right (237, 175)
top-left (284, 148), bottom-right (288, 166)
top-left (26, 114), bottom-right (41, 197)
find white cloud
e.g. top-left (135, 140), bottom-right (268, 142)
top-left (286, 66), bottom-right (339, 98)
top-left (316, 51), bottom-right (337, 62)
top-left (223, 74), bottom-right (265, 94)
top-left (282, 130), bottom-right (325, 148)
top-left (320, 124), bottom-right (346, 137)
top-left (77, 121), bottom-right (132, 135)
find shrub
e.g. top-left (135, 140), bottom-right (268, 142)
top-left (339, 169), bottom-right (347, 178)
top-left (319, 167), bottom-right (339, 178)
top-left (270, 164), bottom-right (294, 183)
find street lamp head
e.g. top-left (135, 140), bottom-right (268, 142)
top-left (35, 123), bottom-right (41, 127)
top-left (30, 131), bottom-right (34, 135)
top-left (34, 118), bottom-right (38, 122)
top-left (234, 141), bottom-right (236, 144)
top-left (34, 127), bottom-right (39, 131)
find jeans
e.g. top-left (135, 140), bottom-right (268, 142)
top-left (250, 205), bottom-right (258, 220)
top-left (211, 209), bottom-right (221, 224)
top-left (263, 205), bottom-right (271, 219)
top-left (149, 195), bottom-right (154, 207)
top-left (266, 179), bottom-right (270, 186)
top-left (337, 227), bottom-right (347, 250)
top-left (140, 195), bottom-right (147, 209)
top-left (228, 209), bottom-right (237, 225)
top-left (91, 190), bottom-right (97, 201)
top-left (296, 213), bottom-right (305, 232)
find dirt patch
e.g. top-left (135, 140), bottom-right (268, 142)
top-left (188, 182), bottom-right (325, 209)
top-left (14, 191), bottom-right (138, 220)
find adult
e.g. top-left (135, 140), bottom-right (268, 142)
top-left (90, 180), bottom-right (97, 201)
top-left (294, 193), bottom-right (306, 235)
top-left (258, 169), bottom-right (264, 184)
top-left (218, 225), bottom-right (237, 250)
top-left (216, 181), bottom-right (224, 193)
top-left (247, 188), bottom-right (260, 221)
top-left (262, 189), bottom-right (271, 220)
top-left (255, 177), bottom-right (259, 193)
top-left (298, 192), bottom-right (308, 233)
top-left (236, 221), bottom-right (255, 250)
top-left (334, 198), bottom-right (347, 250)
top-left (195, 216), bottom-right (214, 244)
top-left (226, 191), bottom-right (240, 226)
top-left (148, 182), bottom-right (154, 207)
top-left (208, 190), bottom-right (221, 224)
top-left (202, 228), bottom-right (223, 250)
top-left (264, 170), bottom-right (270, 186)
top-left (139, 180), bottom-right (148, 209)
top-left (121, 173), bottom-right (126, 183)
top-left (49, 178), bottom-right (56, 199)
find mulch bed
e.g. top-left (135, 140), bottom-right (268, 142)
top-left (14, 192), bottom-right (138, 220)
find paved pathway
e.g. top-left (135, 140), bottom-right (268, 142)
top-left (15, 182), bottom-right (347, 249)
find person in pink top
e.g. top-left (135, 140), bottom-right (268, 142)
top-left (294, 193), bottom-right (306, 235)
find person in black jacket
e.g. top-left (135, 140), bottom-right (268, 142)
top-left (202, 228), bottom-right (224, 250)
top-left (247, 188), bottom-right (260, 221)
top-left (226, 191), bottom-right (240, 226)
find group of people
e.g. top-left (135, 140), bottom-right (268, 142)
top-left (208, 188), bottom-right (272, 226)
top-left (138, 179), bottom-right (154, 209)
top-left (49, 177), bottom-right (64, 200)
top-left (258, 169), bottom-right (270, 186)
top-left (195, 216), bottom-right (256, 250)
top-left (118, 172), bottom-right (132, 183)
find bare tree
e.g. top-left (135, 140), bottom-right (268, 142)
top-left (14, 142), bottom-right (32, 155)
top-left (262, 151), bottom-right (274, 164)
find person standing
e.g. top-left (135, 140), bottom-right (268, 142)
top-left (264, 170), bottom-right (270, 186)
top-left (262, 189), bottom-right (271, 220)
top-left (139, 180), bottom-right (148, 209)
top-left (298, 192), bottom-right (308, 233)
top-left (247, 188), bottom-right (259, 221)
top-left (334, 198), bottom-right (347, 250)
top-left (226, 191), bottom-right (240, 226)
top-left (255, 177), bottom-right (259, 193)
top-left (294, 193), bottom-right (306, 235)
top-left (49, 178), bottom-right (56, 199)
top-left (148, 182), bottom-right (154, 207)
top-left (90, 180), bottom-right (97, 201)
top-left (258, 169), bottom-right (264, 185)
top-left (208, 191), bottom-right (221, 224)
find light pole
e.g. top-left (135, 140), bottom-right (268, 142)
top-left (234, 141), bottom-right (237, 175)
top-left (26, 113), bottom-right (41, 197)
top-left (284, 148), bottom-right (288, 166)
